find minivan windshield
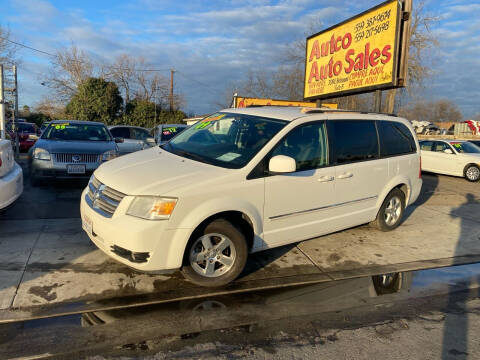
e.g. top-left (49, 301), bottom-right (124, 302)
top-left (165, 112), bottom-right (287, 168)
top-left (450, 142), bottom-right (480, 154)
top-left (42, 123), bottom-right (112, 141)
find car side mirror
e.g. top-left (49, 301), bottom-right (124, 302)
top-left (443, 149), bottom-right (453, 154)
top-left (115, 137), bottom-right (124, 143)
top-left (269, 155), bottom-right (296, 174)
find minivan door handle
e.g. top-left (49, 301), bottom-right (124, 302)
top-left (337, 172), bottom-right (353, 179)
top-left (317, 175), bottom-right (334, 182)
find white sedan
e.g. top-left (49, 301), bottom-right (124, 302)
top-left (420, 140), bottom-right (480, 181)
top-left (0, 139), bottom-right (23, 210)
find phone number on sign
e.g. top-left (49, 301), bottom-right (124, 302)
top-left (355, 21), bottom-right (390, 42)
top-left (354, 9), bottom-right (392, 33)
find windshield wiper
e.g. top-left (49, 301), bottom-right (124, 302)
top-left (173, 149), bottom-right (211, 164)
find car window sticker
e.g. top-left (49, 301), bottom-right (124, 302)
top-left (216, 152), bottom-right (242, 161)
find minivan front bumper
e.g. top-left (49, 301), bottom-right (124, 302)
top-left (80, 187), bottom-right (192, 272)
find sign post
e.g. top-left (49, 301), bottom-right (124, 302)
top-left (304, 0), bottom-right (411, 105)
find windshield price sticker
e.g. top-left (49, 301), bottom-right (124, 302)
top-left (55, 123), bottom-right (69, 130)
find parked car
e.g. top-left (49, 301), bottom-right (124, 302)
top-left (0, 138), bottom-right (23, 210)
top-left (152, 124), bottom-right (188, 145)
top-left (81, 107), bottom-right (422, 287)
top-left (468, 140), bottom-right (480, 148)
top-left (108, 126), bottom-right (155, 155)
top-left (420, 140), bottom-right (480, 181)
top-left (29, 120), bottom-right (121, 185)
top-left (40, 121), bottom-right (51, 134)
top-left (8, 122), bottom-right (41, 152)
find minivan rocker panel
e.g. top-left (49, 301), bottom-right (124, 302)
top-left (81, 107), bottom-right (422, 287)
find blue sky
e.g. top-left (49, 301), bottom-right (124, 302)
top-left (2, 0), bottom-right (480, 118)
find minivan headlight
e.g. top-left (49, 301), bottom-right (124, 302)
top-left (33, 147), bottom-right (51, 160)
top-left (101, 149), bottom-right (117, 162)
top-left (127, 197), bottom-right (177, 220)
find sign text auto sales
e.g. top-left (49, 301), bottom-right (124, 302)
top-left (304, 0), bottom-right (404, 100)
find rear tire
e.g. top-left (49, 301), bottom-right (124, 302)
top-left (464, 164), bottom-right (480, 182)
top-left (372, 188), bottom-right (405, 232)
top-left (182, 219), bottom-right (248, 287)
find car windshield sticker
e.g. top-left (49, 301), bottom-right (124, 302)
top-left (54, 123), bottom-right (69, 130)
top-left (164, 127), bottom-right (178, 133)
top-left (163, 130), bottom-right (172, 135)
top-left (196, 121), bottom-right (213, 129)
top-left (451, 143), bottom-right (462, 149)
top-left (216, 152), bottom-right (242, 162)
top-left (204, 114), bottom-right (226, 122)
top-left (196, 113), bottom-right (227, 129)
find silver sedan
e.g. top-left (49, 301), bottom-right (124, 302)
top-left (28, 120), bottom-right (122, 185)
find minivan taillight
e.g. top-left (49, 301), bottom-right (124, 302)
top-left (419, 156), bottom-right (422, 179)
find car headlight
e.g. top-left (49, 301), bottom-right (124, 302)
top-left (33, 147), bottom-right (51, 160)
top-left (126, 197), bottom-right (177, 220)
top-left (101, 149), bottom-right (118, 162)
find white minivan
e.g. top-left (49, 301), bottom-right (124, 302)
top-left (80, 107), bottom-right (422, 287)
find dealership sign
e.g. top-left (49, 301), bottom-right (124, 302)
top-left (304, 0), bottom-right (410, 100)
top-left (233, 96), bottom-right (337, 109)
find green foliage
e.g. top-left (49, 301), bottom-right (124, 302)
top-left (122, 99), bottom-right (186, 128)
top-left (124, 99), bottom-right (157, 128)
top-left (24, 112), bottom-right (52, 127)
top-left (65, 77), bottom-right (123, 124)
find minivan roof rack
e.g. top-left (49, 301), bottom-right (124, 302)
top-left (301, 107), bottom-right (398, 117)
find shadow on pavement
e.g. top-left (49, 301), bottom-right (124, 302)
top-left (442, 193), bottom-right (480, 359)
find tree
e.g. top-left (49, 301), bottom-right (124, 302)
top-left (0, 25), bottom-right (18, 65)
top-left (398, 99), bottom-right (462, 122)
top-left (123, 98), bottom-right (186, 128)
top-left (124, 99), bottom-right (158, 128)
top-left (384, 0), bottom-right (440, 112)
top-left (45, 45), bottom-right (96, 102)
top-left (34, 98), bottom-right (67, 120)
top-left (65, 77), bottom-right (123, 124)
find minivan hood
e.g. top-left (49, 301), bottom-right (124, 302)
top-left (94, 147), bottom-right (228, 196)
top-left (35, 139), bottom-right (116, 154)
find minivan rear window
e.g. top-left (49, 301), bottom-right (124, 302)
top-left (331, 120), bottom-right (379, 164)
top-left (378, 121), bottom-right (417, 156)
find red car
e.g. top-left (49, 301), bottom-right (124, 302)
top-left (8, 122), bottom-right (40, 152)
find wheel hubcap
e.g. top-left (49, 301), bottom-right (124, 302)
top-left (189, 233), bottom-right (236, 278)
top-left (466, 167), bottom-right (480, 181)
top-left (384, 196), bottom-right (402, 226)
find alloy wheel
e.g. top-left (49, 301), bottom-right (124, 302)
top-left (189, 233), bottom-right (237, 278)
top-left (384, 196), bottom-right (402, 226)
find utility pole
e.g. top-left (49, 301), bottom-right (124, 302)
top-left (13, 65), bottom-right (18, 121)
top-left (12, 65), bottom-right (19, 156)
top-left (0, 65), bottom-right (5, 140)
top-left (169, 69), bottom-right (175, 112)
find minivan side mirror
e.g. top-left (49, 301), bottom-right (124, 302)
top-left (115, 137), bottom-right (124, 143)
top-left (146, 137), bottom-right (156, 145)
top-left (443, 148), bottom-right (454, 154)
top-left (269, 155), bottom-right (296, 174)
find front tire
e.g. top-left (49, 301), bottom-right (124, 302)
top-left (182, 219), bottom-right (248, 287)
top-left (464, 164), bottom-right (480, 182)
top-left (373, 188), bottom-right (406, 232)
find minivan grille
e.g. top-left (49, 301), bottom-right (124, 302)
top-left (86, 176), bottom-right (126, 218)
top-left (54, 153), bottom-right (100, 163)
